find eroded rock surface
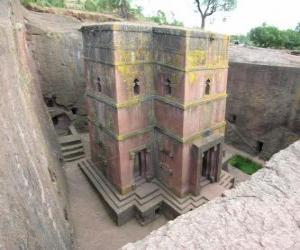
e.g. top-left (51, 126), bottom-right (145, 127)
top-left (25, 9), bottom-right (87, 131)
top-left (0, 1), bottom-right (72, 249)
top-left (123, 140), bottom-right (300, 250)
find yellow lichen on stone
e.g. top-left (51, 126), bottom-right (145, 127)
top-left (187, 50), bottom-right (206, 68)
top-left (116, 49), bottom-right (152, 64)
top-left (187, 72), bottom-right (197, 85)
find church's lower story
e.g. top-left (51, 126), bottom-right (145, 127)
top-left (79, 159), bottom-right (234, 225)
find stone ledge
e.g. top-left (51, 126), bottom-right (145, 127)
top-left (123, 140), bottom-right (300, 249)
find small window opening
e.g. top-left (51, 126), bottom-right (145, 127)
top-left (97, 77), bottom-right (102, 92)
top-left (205, 79), bottom-right (211, 95)
top-left (155, 207), bottom-right (160, 215)
top-left (256, 141), bottom-right (264, 153)
top-left (229, 114), bottom-right (237, 123)
top-left (165, 78), bottom-right (172, 95)
top-left (133, 79), bottom-right (140, 95)
top-left (71, 107), bottom-right (78, 115)
top-left (52, 116), bottom-right (58, 125)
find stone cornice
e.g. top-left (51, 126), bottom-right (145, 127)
top-left (86, 91), bottom-right (227, 110)
top-left (88, 117), bottom-right (226, 144)
top-left (83, 57), bottom-right (228, 72)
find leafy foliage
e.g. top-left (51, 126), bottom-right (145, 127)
top-left (84, 0), bottom-right (132, 17)
top-left (147, 10), bottom-right (183, 26)
top-left (295, 23), bottom-right (300, 33)
top-left (22, 0), bottom-right (65, 7)
top-left (22, 0), bottom-right (183, 26)
top-left (194, 0), bottom-right (237, 29)
top-left (249, 24), bottom-right (300, 49)
top-left (228, 155), bottom-right (262, 175)
top-left (230, 34), bottom-right (251, 45)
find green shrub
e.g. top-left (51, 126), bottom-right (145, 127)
top-left (22, 0), bottom-right (65, 8)
top-left (228, 155), bottom-right (262, 175)
top-left (249, 24), bottom-right (300, 49)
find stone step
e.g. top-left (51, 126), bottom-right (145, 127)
top-left (200, 179), bottom-right (210, 188)
top-left (81, 161), bottom-right (162, 211)
top-left (80, 160), bottom-right (233, 224)
top-left (64, 154), bottom-right (85, 162)
top-left (80, 162), bottom-right (122, 212)
top-left (81, 160), bottom-right (136, 207)
top-left (63, 151), bottom-right (85, 160)
top-left (63, 147), bottom-right (84, 156)
top-left (135, 177), bottom-right (146, 186)
top-left (85, 159), bottom-right (136, 201)
top-left (59, 135), bottom-right (81, 146)
top-left (61, 143), bottom-right (84, 152)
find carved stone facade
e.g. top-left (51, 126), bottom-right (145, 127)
top-left (81, 23), bottom-right (231, 224)
top-left (226, 57), bottom-right (300, 160)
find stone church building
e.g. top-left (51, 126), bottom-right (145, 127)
top-left (80, 23), bottom-right (234, 224)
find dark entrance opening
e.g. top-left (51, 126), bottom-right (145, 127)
top-left (52, 116), bottom-right (58, 125)
top-left (155, 207), bottom-right (160, 215)
top-left (71, 107), bottom-right (78, 115)
top-left (228, 114), bottom-right (237, 123)
top-left (97, 77), bottom-right (102, 92)
top-left (201, 145), bottom-right (220, 183)
top-left (256, 141), bottom-right (264, 153)
top-left (134, 149), bottom-right (147, 179)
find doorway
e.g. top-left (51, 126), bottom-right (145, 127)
top-left (201, 145), bottom-right (219, 183)
top-left (134, 149), bottom-right (147, 179)
top-left (202, 150), bottom-right (210, 178)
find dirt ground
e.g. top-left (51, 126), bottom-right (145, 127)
top-left (65, 163), bottom-right (168, 250)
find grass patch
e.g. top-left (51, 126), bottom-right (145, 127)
top-left (228, 155), bottom-right (262, 175)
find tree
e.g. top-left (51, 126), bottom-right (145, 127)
top-left (148, 10), bottom-right (183, 26)
top-left (248, 24), bottom-right (300, 49)
top-left (295, 23), bottom-right (300, 33)
top-left (249, 25), bottom-right (283, 48)
top-left (194, 0), bottom-right (237, 29)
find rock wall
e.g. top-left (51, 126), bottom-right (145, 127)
top-left (123, 140), bottom-right (300, 249)
top-left (0, 1), bottom-right (72, 249)
top-left (225, 61), bottom-right (300, 159)
top-left (25, 10), bottom-right (88, 131)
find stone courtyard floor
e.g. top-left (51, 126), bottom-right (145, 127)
top-left (65, 162), bottom-right (168, 250)
top-left (64, 133), bottom-right (261, 250)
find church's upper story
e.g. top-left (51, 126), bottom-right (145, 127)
top-left (81, 22), bottom-right (229, 107)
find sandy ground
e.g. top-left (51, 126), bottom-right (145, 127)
top-left (65, 163), bottom-right (168, 250)
top-left (64, 134), bottom-right (258, 250)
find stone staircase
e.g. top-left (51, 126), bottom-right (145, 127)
top-left (79, 159), bottom-right (234, 225)
top-left (219, 170), bottom-right (235, 189)
top-left (58, 125), bottom-right (85, 162)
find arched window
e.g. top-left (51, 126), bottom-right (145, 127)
top-left (205, 79), bottom-right (211, 95)
top-left (133, 79), bottom-right (140, 95)
top-left (97, 77), bottom-right (102, 92)
top-left (165, 78), bottom-right (172, 95)
top-left (71, 107), bottom-right (78, 115)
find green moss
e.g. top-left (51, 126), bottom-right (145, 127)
top-left (228, 155), bottom-right (262, 175)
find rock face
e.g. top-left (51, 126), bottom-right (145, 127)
top-left (123, 140), bottom-right (300, 249)
top-left (226, 46), bottom-right (300, 159)
top-left (25, 10), bottom-right (87, 131)
top-left (0, 1), bottom-right (72, 249)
